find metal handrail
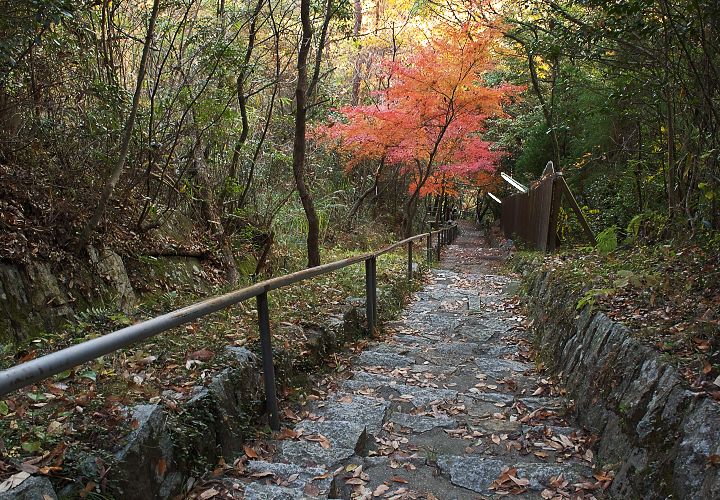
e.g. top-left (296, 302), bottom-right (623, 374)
top-left (0, 223), bottom-right (459, 429)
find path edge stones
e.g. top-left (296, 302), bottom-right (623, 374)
top-left (520, 266), bottom-right (720, 499)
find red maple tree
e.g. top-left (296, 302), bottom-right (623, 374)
top-left (317, 23), bottom-right (518, 234)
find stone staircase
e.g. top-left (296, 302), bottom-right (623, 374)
top-left (229, 227), bottom-right (607, 499)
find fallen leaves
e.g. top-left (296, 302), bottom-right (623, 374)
top-left (0, 471), bottom-right (30, 493)
top-left (304, 433), bottom-right (332, 449)
top-left (198, 487), bottom-right (219, 499)
top-left (490, 467), bottom-right (528, 495)
top-left (538, 470), bottom-right (614, 499)
top-left (373, 483), bottom-right (390, 496)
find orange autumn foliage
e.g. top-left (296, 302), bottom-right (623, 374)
top-left (315, 23), bottom-right (520, 198)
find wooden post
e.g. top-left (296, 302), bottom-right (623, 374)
top-left (547, 174), bottom-right (563, 252)
top-left (558, 177), bottom-right (595, 244)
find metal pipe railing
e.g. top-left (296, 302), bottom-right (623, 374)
top-left (0, 223), bottom-right (459, 429)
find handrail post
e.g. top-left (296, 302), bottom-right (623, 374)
top-left (426, 234), bottom-right (432, 263)
top-left (365, 257), bottom-right (377, 334)
top-left (436, 232), bottom-right (441, 261)
top-left (257, 292), bottom-right (280, 431)
top-left (407, 241), bottom-right (413, 281)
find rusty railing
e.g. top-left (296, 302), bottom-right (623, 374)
top-left (0, 223), bottom-right (459, 430)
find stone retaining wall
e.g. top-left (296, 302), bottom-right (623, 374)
top-left (522, 268), bottom-right (720, 499)
top-left (0, 247), bottom-right (205, 344)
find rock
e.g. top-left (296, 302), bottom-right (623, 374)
top-left (114, 404), bottom-right (178, 500)
top-left (393, 384), bottom-right (457, 408)
top-left (436, 455), bottom-right (506, 493)
top-left (178, 348), bottom-right (261, 462)
top-left (87, 246), bottom-right (136, 312)
top-left (243, 482), bottom-right (317, 500)
top-left (390, 412), bottom-right (456, 432)
top-left (0, 475), bottom-right (58, 499)
top-left (522, 268), bottom-right (720, 499)
top-left (465, 416), bottom-right (521, 433)
top-left (295, 419), bottom-right (367, 451)
top-left (280, 441), bottom-right (356, 468)
top-left (369, 343), bottom-right (415, 356)
top-left (25, 261), bottom-right (72, 317)
top-left (317, 394), bottom-right (389, 435)
top-left (437, 455), bottom-right (591, 493)
top-left (467, 391), bottom-right (514, 405)
top-left (394, 334), bottom-right (435, 345)
top-left (674, 399), bottom-right (720, 499)
top-left (474, 357), bottom-right (531, 378)
top-left (355, 350), bottom-right (414, 367)
top-left (244, 461), bottom-right (332, 494)
top-left (519, 396), bottom-right (567, 411)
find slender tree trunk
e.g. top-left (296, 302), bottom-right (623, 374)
top-left (351, 0), bottom-right (362, 105)
top-left (434, 174), bottom-right (445, 227)
top-left (78, 0), bottom-right (161, 247)
top-left (635, 121), bottom-right (644, 212)
top-left (665, 89), bottom-right (678, 218)
top-left (228, 0), bottom-right (265, 186)
top-left (347, 158), bottom-right (383, 226)
top-left (193, 133), bottom-right (239, 285)
top-left (307, 0), bottom-right (334, 102)
top-left (527, 50), bottom-right (561, 168)
top-left (254, 231), bottom-right (274, 276)
top-left (293, 0), bottom-right (321, 267)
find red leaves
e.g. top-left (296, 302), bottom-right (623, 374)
top-left (314, 24), bottom-right (520, 196)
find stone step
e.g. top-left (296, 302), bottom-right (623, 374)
top-left (280, 441), bottom-right (356, 469)
top-left (242, 482), bottom-right (323, 500)
top-left (294, 419), bottom-right (368, 451)
top-left (355, 350), bottom-right (414, 367)
top-left (313, 393), bottom-right (389, 435)
top-left (436, 455), bottom-right (593, 494)
top-left (242, 461), bottom-right (333, 497)
top-left (389, 411), bottom-right (457, 432)
top-left (280, 418), bottom-right (368, 468)
top-left (474, 356), bottom-right (533, 379)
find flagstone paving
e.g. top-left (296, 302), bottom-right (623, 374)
top-left (228, 223), bottom-right (611, 499)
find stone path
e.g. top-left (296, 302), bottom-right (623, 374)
top-left (229, 223), bottom-right (607, 499)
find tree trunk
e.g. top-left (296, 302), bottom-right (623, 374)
top-left (78, 0), bottom-right (160, 248)
top-left (351, 0), bottom-right (362, 105)
top-left (193, 134), bottom-right (239, 285)
top-left (293, 0), bottom-right (321, 267)
top-left (527, 50), bottom-right (561, 169)
top-left (347, 159), bottom-right (384, 226)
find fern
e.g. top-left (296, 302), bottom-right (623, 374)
top-left (596, 226), bottom-right (618, 254)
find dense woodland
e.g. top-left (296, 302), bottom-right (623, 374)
top-left (1, 0), bottom-right (718, 273)
top-left (1, 1), bottom-right (719, 494)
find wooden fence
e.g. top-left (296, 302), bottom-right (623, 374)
top-left (500, 172), bottom-right (594, 252)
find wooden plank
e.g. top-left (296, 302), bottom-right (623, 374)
top-left (559, 177), bottom-right (596, 244)
top-left (546, 174), bottom-right (563, 252)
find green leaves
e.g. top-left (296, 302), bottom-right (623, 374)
top-left (596, 226), bottom-right (618, 254)
top-left (21, 440), bottom-right (41, 453)
top-left (79, 370), bottom-right (97, 382)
